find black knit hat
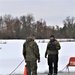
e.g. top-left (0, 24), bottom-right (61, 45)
top-left (50, 35), bottom-right (55, 38)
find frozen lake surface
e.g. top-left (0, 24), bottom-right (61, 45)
top-left (11, 72), bottom-right (75, 75)
top-left (0, 39), bottom-right (75, 74)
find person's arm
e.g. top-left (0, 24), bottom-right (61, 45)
top-left (45, 42), bottom-right (49, 58)
top-left (33, 42), bottom-right (40, 62)
top-left (23, 43), bottom-right (26, 59)
top-left (55, 41), bottom-right (61, 50)
top-left (45, 49), bottom-right (47, 58)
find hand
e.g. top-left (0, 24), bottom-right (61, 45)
top-left (38, 59), bottom-right (40, 63)
top-left (45, 55), bottom-right (47, 58)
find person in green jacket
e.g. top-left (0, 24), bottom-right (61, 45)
top-left (23, 34), bottom-right (40, 75)
top-left (45, 35), bottom-right (61, 75)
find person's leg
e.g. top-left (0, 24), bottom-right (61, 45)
top-left (26, 61), bottom-right (31, 75)
top-left (54, 62), bottom-right (58, 74)
top-left (49, 62), bottom-right (53, 75)
top-left (48, 55), bottom-right (53, 75)
top-left (30, 61), bottom-right (37, 75)
top-left (53, 54), bottom-right (58, 75)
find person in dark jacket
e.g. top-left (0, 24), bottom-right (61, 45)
top-left (23, 34), bottom-right (40, 75)
top-left (45, 35), bottom-right (61, 75)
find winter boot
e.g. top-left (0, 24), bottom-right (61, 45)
top-left (48, 73), bottom-right (52, 75)
top-left (53, 73), bottom-right (57, 75)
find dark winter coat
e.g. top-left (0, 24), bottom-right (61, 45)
top-left (45, 39), bottom-right (61, 57)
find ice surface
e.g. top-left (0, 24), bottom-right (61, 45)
top-left (0, 39), bottom-right (75, 74)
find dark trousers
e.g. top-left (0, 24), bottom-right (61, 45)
top-left (48, 54), bottom-right (58, 74)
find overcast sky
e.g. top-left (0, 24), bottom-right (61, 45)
top-left (0, 0), bottom-right (75, 27)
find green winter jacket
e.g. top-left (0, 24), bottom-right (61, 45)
top-left (23, 38), bottom-right (40, 61)
top-left (45, 39), bottom-right (61, 57)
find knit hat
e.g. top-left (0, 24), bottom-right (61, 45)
top-left (50, 35), bottom-right (55, 38)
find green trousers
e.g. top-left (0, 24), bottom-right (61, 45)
top-left (26, 61), bottom-right (37, 75)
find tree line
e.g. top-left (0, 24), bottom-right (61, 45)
top-left (0, 14), bottom-right (75, 39)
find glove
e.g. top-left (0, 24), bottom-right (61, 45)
top-left (38, 57), bottom-right (40, 63)
top-left (45, 51), bottom-right (47, 58)
top-left (38, 59), bottom-right (40, 63)
top-left (45, 54), bottom-right (47, 58)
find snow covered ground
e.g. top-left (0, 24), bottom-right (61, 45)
top-left (0, 39), bottom-right (75, 74)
